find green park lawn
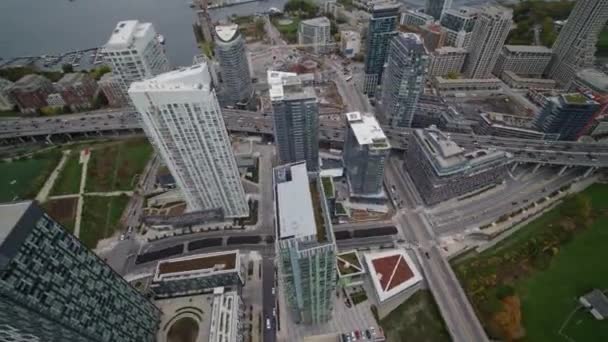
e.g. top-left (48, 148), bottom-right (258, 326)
top-left (50, 151), bottom-right (82, 195)
top-left (86, 138), bottom-right (153, 192)
top-left (454, 183), bottom-right (608, 341)
top-left (0, 150), bottom-right (62, 201)
top-left (79, 195), bottom-right (130, 249)
top-left (380, 290), bottom-right (451, 342)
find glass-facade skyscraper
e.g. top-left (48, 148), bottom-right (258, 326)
top-left (0, 201), bottom-right (160, 342)
top-left (533, 93), bottom-right (600, 141)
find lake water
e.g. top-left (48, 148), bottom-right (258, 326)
top-left (0, 0), bottom-right (489, 67)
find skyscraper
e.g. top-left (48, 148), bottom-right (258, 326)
top-left (363, 2), bottom-right (400, 96)
top-left (533, 93), bottom-right (600, 141)
top-left (129, 64), bottom-right (248, 218)
top-left (440, 7), bottom-right (479, 49)
top-left (215, 24), bottom-right (253, 106)
top-left (0, 201), bottom-right (160, 342)
top-left (298, 17), bottom-right (331, 55)
top-left (274, 161), bottom-right (336, 324)
top-left (426, 0), bottom-right (453, 20)
top-left (546, 0), bottom-right (608, 86)
top-left (463, 6), bottom-right (512, 79)
top-left (343, 112), bottom-right (391, 198)
top-left (380, 33), bottom-right (428, 128)
top-left (102, 20), bottom-right (171, 93)
top-left (268, 70), bottom-right (319, 171)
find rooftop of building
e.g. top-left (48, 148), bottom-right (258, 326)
top-left (58, 72), bottom-right (90, 85)
top-left (479, 5), bottom-right (513, 18)
top-left (481, 111), bottom-right (535, 128)
top-left (209, 288), bottom-right (241, 342)
top-left (10, 74), bottom-right (51, 90)
top-left (0, 77), bottom-right (13, 89)
top-left (274, 162), bottom-right (317, 240)
top-left (404, 8), bottom-right (434, 19)
top-left (434, 76), bottom-right (501, 84)
top-left (154, 250), bottom-right (239, 280)
top-left (301, 16), bottom-right (331, 27)
top-left (0, 201), bottom-right (32, 247)
top-left (105, 20), bottom-right (153, 49)
top-left (364, 249), bottom-right (422, 302)
top-left (346, 112), bottom-right (390, 148)
top-left (580, 289), bottom-right (608, 318)
top-left (443, 6), bottom-right (479, 16)
top-left (433, 46), bottom-right (467, 54)
top-left (98, 72), bottom-right (118, 83)
top-left (215, 24), bottom-right (240, 42)
top-left (576, 68), bottom-right (608, 93)
top-left (371, 1), bottom-right (401, 15)
top-left (502, 71), bottom-right (556, 83)
top-left (129, 63), bottom-right (211, 93)
top-left (503, 45), bottom-right (552, 54)
top-left (562, 93), bottom-right (597, 105)
top-left (336, 250), bottom-right (365, 277)
top-left (395, 32), bottom-right (426, 53)
top-left (267, 70), bottom-right (316, 102)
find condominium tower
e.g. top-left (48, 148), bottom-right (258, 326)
top-left (463, 6), bottom-right (512, 79)
top-left (0, 201), bottom-right (160, 342)
top-left (380, 33), bottom-right (428, 128)
top-left (102, 20), bottom-right (171, 93)
top-left (343, 112), bottom-right (391, 198)
top-left (546, 0), bottom-right (608, 86)
top-left (269, 70), bottom-right (319, 171)
top-left (129, 64), bottom-right (248, 217)
top-left (363, 2), bottom-right (400, 96)
top-left (533, 93), bottom-right (600, 141)
top-left (440, 7), bottom-right (479, 49)
top-left (298, 17), bottom-right (331, 54)
top-left (426, 0), bottom-right (452, 20)
top-left (274, 161), bottom-right (336, 324)
top-left (215, 24), bottom-right (253, 106)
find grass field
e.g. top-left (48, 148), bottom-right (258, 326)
top-left (380, 290), bottom-right (451, 342)
top-left (79, 195), bottom-right (130, 249)
top-left (0, 150), bottom-right (62, 201)
top-left (596, 28), bottom-right (608, 57)
top-left (454, 184), bottom-right (608, 341)
top-left (50, 151), bottom-right (82, 195)
top-left (42, 197), bottom-right (78, 233)
top-left (86, 138), bottom-right (152, 192)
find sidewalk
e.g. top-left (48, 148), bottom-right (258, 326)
top-left (35, 149), bottom-right (70, 202)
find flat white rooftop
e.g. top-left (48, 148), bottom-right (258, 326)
top-left (275, 162), bottom-right (316, 239)
top-left (0, 201), bottom-right (32, 246)
top-left (105, 20), bottom-right (153, 49)
top-left (215, 24), bottom-right (239, 42)
top-left (129, 64), bottom-right (211, 93)
top-left (153, 250), bottom-right (239, 282)
top-left (267, 70), bottom-right (297, 101)
top-left (346, 112), bottom-right (390, 147)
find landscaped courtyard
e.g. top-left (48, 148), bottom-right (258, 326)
top-left (454, 183), bottom-right (608, 341)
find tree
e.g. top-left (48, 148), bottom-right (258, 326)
top-left (562, 194), bottom-right (591, 223)
top-left (284, 0), bottom-right (319, 19)
top-left (91, 65), bottom-right (111, 80)
top-left (61, 64), bottom-right (74, 74)
top-left (254, 18), bottom-right (266, 40)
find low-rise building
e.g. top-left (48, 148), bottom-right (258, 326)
top-left (405, 126), bottom-right (511, 205)
top-left (336, 250), bottom-right (366, 288)
top-left (569, 68), bottom-right (608, 95)
top-left (98, 72), bottom-right (129, 107)
top-left (209, 287), bottom-right (245, 342)
top-left (151, 250), bottom-right (245, 298)
top-left (45, 93), bottom-right (66, 108)
top-left (0, 77), bottom-right (15, 111)
top-left (298, 17), bottom-right (331, 55)
top-left (475, 112), bottom-right (553, 140)
top-left (533, 93), bottom-right (600, 141)
top-left (341, 30), bottom-right (361, 58)
top-left (400, 9), bottom-right (434, 28)
top-left (7, 74), bottom-right (55, 113)
top-left (493, 45), bottom-right (552, 77)
top-left (432, 76), bottom-right (501, 96)
top-left (55, 72), bottom-right (99, 110)
top-left (500, 71), bottom-right (556, 90)
top-left (428, 47), bottom-right (467, 77)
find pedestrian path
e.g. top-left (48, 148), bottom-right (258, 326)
top-left (35, 149), bottom-right (70, 202)
top-left (73, 149), bottom-right (91, 238)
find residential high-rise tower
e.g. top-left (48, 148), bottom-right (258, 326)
top-left (0, 201), bottom-right (160, 342)
top-left (215, 24), bottom-right (253, 106)
top-left (380, 33), bottom-right (428, 127)
top-left (269, 70), bottom-right (319, 171)
top-left (426, 0), bottom-right (453, 20)
top-left (129, 64), bottom-right (248, 217)
top-left (463, 6), bottom-right (512, 79)
top-left (546, 0), bottom-right (608, 86)
top-left (533, 93), bottom-right (600, 141)
top-left (298, 17), bottom-right (331, 55)
top-left (363, 2), bottom-right (400, 96)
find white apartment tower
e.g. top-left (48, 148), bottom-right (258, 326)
top-left (128, 64), bottom-right (248, 218)
top-left (546, 0), bottom-right (608, 86)
top-left (103, 20), bottom-right (171, 93)
top-left (463, 6), bottom-right (512, 79)
top-left (298, 17), bottom-right (331, 55)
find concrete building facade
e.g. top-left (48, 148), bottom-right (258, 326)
top-left (98, 72), bottom-right (129, 107)
top-left (546, 0), bottom-right (608, 86)
top-left (215, 24), bottom-right (253, 105)
top-left (432, 76), bottom-right (502, 96)
top-left (533, 93), bottom-right (600, 140)
top-left (463, 6), bottom-right (512, 79)
top-left (0, 201), bottom-right (160, 342)
top-left (343, 112), bottom-right (390, 198)
top-left (380, 33), bottom-right (428, 128)
top-left (493, 45), bottom-right (552, 77)
top-left (269, 70), bottom-right (319, 171)
top-left (363, 2), bottom-right (400, 96)
top-left (404, 126), bottom-right (511, 205)
top-left (428, 47), bottom-right (466, 77)
top-left (102, 20), bottom-right (171, 93)
top-left (55, 73), bottom-right (99, 110)
top-left (500, 71), bottom-right (556, 90)
top-left (440, 7), bottom-right (478, 48)
top-left (129, 64), bottom-right (248, 217)
top-left (274, 161), bottom-right (336, 325)
top-left (7, 75), bottom-right (55, 113)
top-left (298, 17), bottom-right (331, 55)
